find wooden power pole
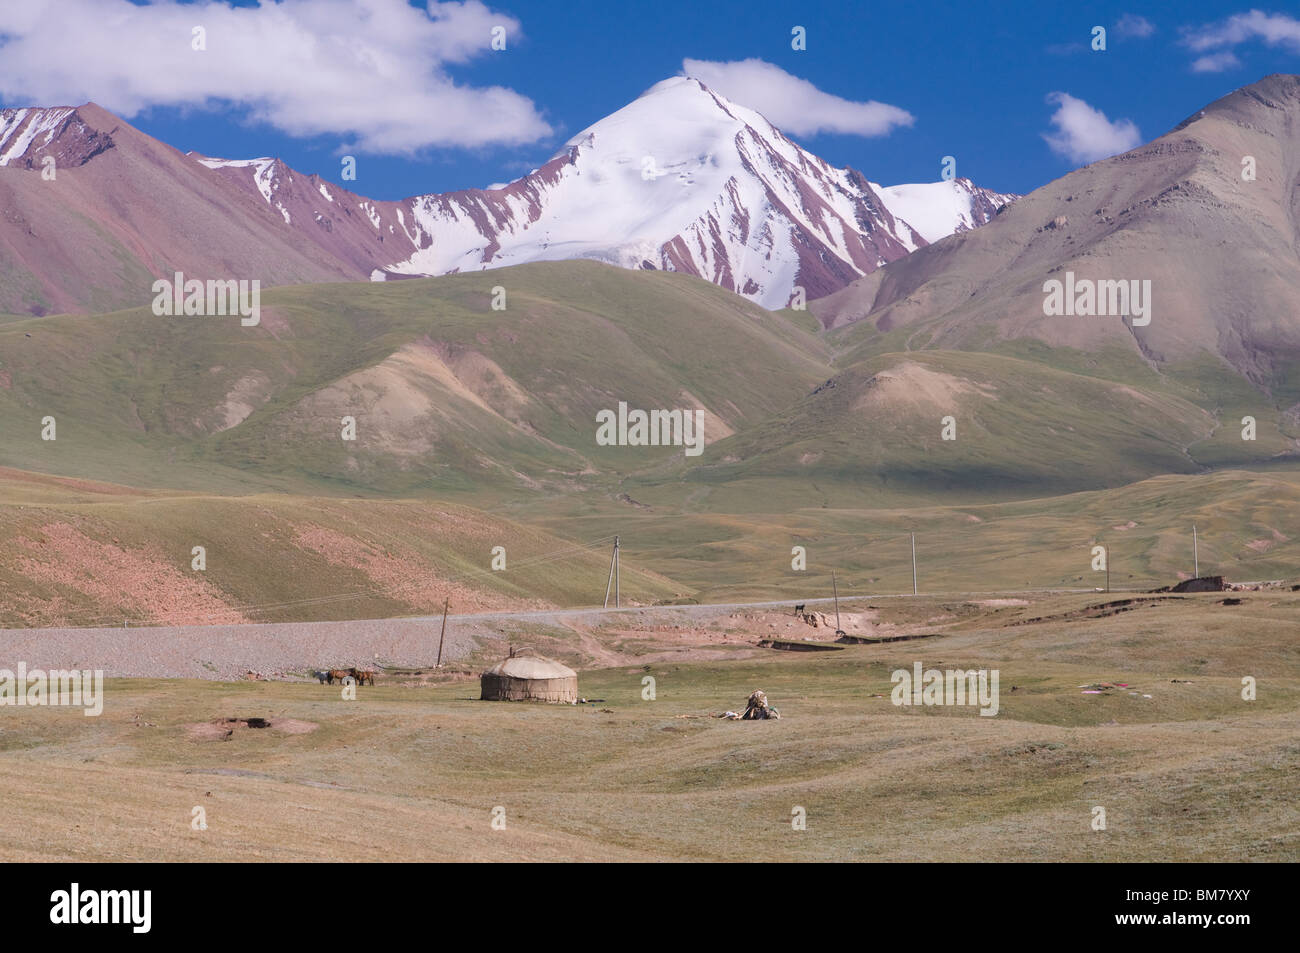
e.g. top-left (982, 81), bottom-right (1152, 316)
top-left (604, 536), bottom-right (620, 609)
top-left (1193, 524), bottom-right (1199, 578)
top-left (911, 533), bottom-right (918, 596)
top-left (435, 597), bottom-right (449, 668)
top-left (832, 571), bottom-right (841, 632)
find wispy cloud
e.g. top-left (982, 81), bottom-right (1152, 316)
top-left (1042, 92), bottom-right (1142, 164)
top-left (0, 0), bottom-right (552, 154)
top-left (1191, 51), bottom-right (1243, 72)
top-left (1181, 9), bottom-right (1300, 70)
top-left (681, 58), bottom-right (914, 138)
top-left (1115, 14), bottom-right (1157, 39)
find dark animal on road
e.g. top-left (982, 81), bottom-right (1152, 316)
top-left (793, 603), bottom-right (805, 615)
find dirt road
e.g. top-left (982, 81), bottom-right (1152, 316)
top-left (0, 585), bottom-right (1121, 679)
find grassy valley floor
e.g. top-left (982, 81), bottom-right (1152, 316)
top-left (1, 590), bottom-right (1295, 861)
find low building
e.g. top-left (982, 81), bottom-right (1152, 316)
top-left (480, 649), bottom-right (578, 704)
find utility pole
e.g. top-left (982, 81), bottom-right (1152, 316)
top-left (911, 533), bottom-right (918, 596)
top-left (832, 571), bottom-right (841, 632)
top-left (1193, 524), bottom-right (1199, 578)
top-left (604, 536), bottom-right (620, 609)
top-left (615, 536), bottom-right (620, 609)
top-left (1106, 544), bottom-right (1110, 594)
top-left (435, 597), bottom-right (449, 668)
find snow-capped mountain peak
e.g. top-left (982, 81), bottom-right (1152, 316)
top-left (183, 78), bottom-right (1014, 309)
top-left (376, 77), bottom-right (1013, 307)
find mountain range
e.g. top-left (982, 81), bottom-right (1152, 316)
top-left (2, 75), bottom-right (1299, 502)
top-left (0, 77), bottom-right (1012, 317)
top-left (2, 74), bottom-right (1300, 623)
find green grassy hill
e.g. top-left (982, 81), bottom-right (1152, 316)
top-left (668, 349), bottom-right (1216, 503)
top-left (7, 260), bottom-right (1292, 513)
top-left (525, 468), bottom-right (1300, 603)
top-left (8, 461), bottom-right (1292, 628)
top-left (0, 469), bottom-right (678, 627)
top-left (0, 261), bottom-right (829, 498)
top-left (4, 261), bottom-right (1300, 625)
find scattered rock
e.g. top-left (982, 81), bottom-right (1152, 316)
top-left (186, 717), bottom-right (318, 740)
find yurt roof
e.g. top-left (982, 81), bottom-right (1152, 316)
top-left (482, 652), bottom-right (576, 681)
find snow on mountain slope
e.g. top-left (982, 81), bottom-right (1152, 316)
top-left (374, 78), bottom-right (1014, 308)
top-left (0, 105), bottom-right (114, 168)
top-left (189, 78), bottom-right (1013, 310)
top-left (196, 156), bottom-right (294, 222)
top-left (0, 107), bottom-right (73, 163)
top-left (876, 180), bottom-right (1017, 244)
top-left (0, 85), bottom-right (1012, 316)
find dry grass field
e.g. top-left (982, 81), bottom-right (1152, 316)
top-left (2, 589), bottom-right (1295, 861)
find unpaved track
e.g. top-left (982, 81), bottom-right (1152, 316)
top-left (0, 586), bottom-right (1127, 679)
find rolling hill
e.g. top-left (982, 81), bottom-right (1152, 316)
top-left (0, 467), bottom-right (679, 627)
top-left (668, 350), bottom-right (1217, 502)
top-left (0, 261), bottom-right (830, 496)
top-left (5, 255), bottom-right (1290, 507)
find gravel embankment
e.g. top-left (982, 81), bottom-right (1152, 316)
top-left (0, 589), bottom-right (1104, 679)
top-left (0, 603), bottom-right (734, 679)
top-left (0, 600), bottom-right (800, 679)
top-left (0, 616), bottom-right (487, 680)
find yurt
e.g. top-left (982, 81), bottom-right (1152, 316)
top-left (480, 648), bottom-right (578, 704)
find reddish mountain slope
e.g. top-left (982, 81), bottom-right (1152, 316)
top-left (813, 74), bottom-right (1300, 401)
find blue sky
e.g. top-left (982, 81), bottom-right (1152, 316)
top-left (2, 1), bottom-right (1298, 199)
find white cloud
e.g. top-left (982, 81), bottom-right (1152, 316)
top-left (1115, 14), bottom-right (1156, 39)
top-left (1181, 9), bottom-right (1300, 68)
top-left (0, 0), bottom-right (551, 154)
top-left (1191, 51), bottom-right (1243, 72)
top-left (681, 58), bottom-right (913, 138)
top-left (1042, 92), bottom-right (1142, 164)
